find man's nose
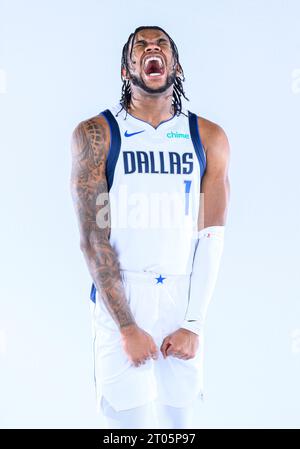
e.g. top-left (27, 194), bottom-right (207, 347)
top-left (145, 43), bottom-right (161, 52)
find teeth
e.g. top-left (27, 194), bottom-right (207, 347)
top-left (149, 73), bottom-right (162, 77)
top-left (144, 56), bottom-right (163, 69)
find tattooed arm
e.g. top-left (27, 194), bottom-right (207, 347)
top-left (70, 116), bottom-right (137, 334)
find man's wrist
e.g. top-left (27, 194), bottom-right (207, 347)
top-left (120, 323), bottom-right (138, 337)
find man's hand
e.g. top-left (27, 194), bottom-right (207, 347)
top-left (160, 328), bottom-right (199, 360)
top-left (121, 325), bottom-right (159, 367)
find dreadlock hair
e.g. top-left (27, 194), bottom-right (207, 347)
top-left (117, 26), bottom-right (189, 118)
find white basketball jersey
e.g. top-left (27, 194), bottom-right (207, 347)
top-left (90, 102), bottom-right (207, 302)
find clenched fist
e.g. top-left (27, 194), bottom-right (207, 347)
top-left (121, 324), bottom-right (159, 367)
top-left (160, 328), bottom-right (199, 360)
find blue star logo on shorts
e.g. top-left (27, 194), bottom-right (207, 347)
top-left (155, 274), bottom-right (166, 284)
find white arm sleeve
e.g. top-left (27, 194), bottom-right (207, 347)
top-left (181, 225), bottom-right (225, 336)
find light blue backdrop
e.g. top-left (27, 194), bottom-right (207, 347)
top-left (1, 0), bottom-right (299, 428)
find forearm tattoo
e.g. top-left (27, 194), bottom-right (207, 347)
top-left (70, 118), bottom-right (136, 330)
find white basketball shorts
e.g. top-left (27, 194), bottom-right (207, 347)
top-left (90, 269), bottom-right (205, 413)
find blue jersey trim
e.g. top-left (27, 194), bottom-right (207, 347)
top-left (90, 282), bottom-right (96, 303)
top-left (100, 109), bottom-right (121, 191)
top-left (89, 109), bottom-right (121, 303)
top-left (188, 111), bottom-right (206, 181)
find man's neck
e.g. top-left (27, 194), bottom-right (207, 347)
top-left (127, 89), bottom-right (175, 128)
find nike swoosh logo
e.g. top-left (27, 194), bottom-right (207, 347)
top-left (124, 130), bottom-right (145, 137)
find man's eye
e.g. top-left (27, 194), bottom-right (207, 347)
top-left (158, 40), bottom-right (169, 45)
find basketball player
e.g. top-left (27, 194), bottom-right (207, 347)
top-left (70, 26), bottom-right (230, 429)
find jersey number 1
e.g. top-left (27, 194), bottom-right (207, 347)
top-left (184, 180), bottom-right (192, 215)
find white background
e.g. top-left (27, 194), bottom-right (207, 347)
top-left (1, 0), bottom-right (300, 428)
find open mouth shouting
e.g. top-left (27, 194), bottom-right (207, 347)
top-left (142, 55), bottom-right (165, 78)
